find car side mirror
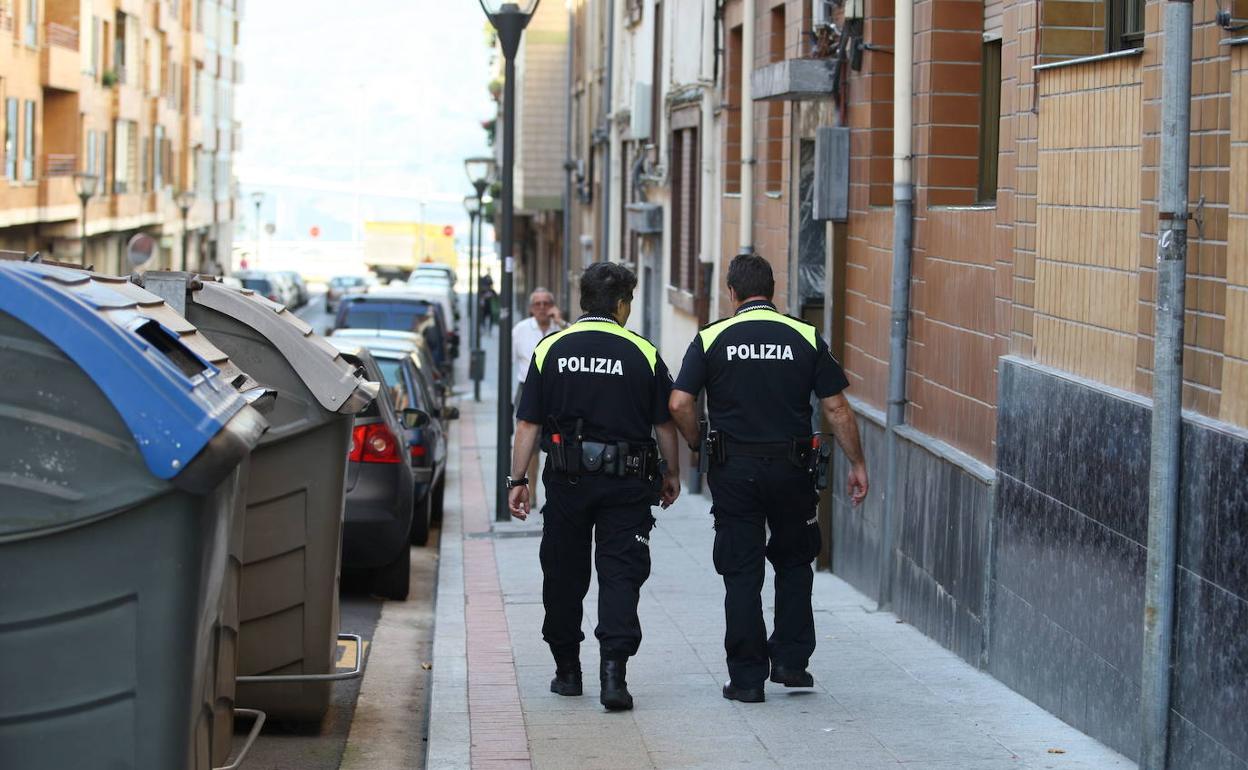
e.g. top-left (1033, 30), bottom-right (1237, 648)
top-left (402, 408), bottom-right (431, 429)
top-left (442, 405), bottom-right (460, 421)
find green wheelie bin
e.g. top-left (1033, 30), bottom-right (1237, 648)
top-left (143, 272), bottom-right (377, 724)
top-left (0, 262), bottom-right (268, 770)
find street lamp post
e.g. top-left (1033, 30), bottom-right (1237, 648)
top-left (476, 0), bottom-right (540, 522)
top-left (73, 172), bottom-right (98, 266)
top-left (463, 193), bottom-right (482, 402)
top-left (250, 191), bottom-right (265, 265)
top-left (176, 190), bottom-right (196, 272)
top-left (465, 155), bottom-right (497, 404)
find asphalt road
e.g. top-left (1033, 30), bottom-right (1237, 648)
top-left (233, 288), bottom-right (437, 770)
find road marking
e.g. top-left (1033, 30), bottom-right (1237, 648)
top-left (337, 638), bottom-right (370, 669)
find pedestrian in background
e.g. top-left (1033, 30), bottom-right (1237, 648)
top-left (669, 253), bottom-right (868, 704)
top-left (512, 287), bottom-right (568, 511)
top-left (478, 274), bottom-right (498, 336)
top-left (508, 262), bottom-right (681, 712)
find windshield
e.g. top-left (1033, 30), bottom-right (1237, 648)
top-left (241, 278), bottom-right (272, 293)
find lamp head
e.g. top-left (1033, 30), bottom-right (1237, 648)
top-left (464, 156), bottom-right (497, 194)
top-left (249, 191), bottom-right (264, 207)
top-left (463, 194), bottom-right (481, 216)
top-left (176, 189), bottom-right (196, 213)
top-left (478, 0), bottom-right (541, 58)
top-left (73, 171), bottom-right (99, 200)
top-left (478, 0), bottom-right (541, 15)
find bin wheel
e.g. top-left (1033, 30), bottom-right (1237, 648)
top-left (374, 545), bottom-right (411, 601)
top-left (410, 487), bottom-right (432, 546)
top-left (430, 478), bottom-right (445, 526)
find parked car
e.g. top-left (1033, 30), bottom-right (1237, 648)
top-left (329, 329), bottom-right (449, 407)
top-left (333, 293), bottom-right (453, 378)
top-left (411, 264), bottom-right (457, 285)
top-left (396, 283), bottom-right (460, 358)
top-left (219, 275), bottom-right (244, 290)
top-left (325, 340), bottom-right (419, 600)
top-left (351, 336), bottom-right (458, 543)
top-left (234, 270), bottom-right (288, 305)
top-left (268, 271), bottom-right (299, 307)
top-left (405, 275), bottom-right (460, 325)
top-left (326, 275), bottom-right (369, 312)
top-left (276, 270), bottom-right (309, 307)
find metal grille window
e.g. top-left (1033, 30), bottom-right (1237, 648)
top-left (670, 125), bottom-right (700, 292)
top-left (1107, 0), bottom-right (1144, 51)
top-left (978, 40), bottom-right (1001, 202)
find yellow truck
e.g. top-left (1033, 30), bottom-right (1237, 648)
top-left (363, 221), bottom-right (458, 281)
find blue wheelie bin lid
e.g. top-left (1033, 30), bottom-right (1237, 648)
top-left (0, 262), bottom-right (265, 493)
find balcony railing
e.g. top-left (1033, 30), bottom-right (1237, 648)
top-left (0, 8), bottom-right (13, 32)
top-left (46, 22), bottom-right (79, 50)
top-left (43, 154), bottom-right (77, 177)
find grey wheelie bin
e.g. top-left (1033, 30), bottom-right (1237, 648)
top-left (143, 272), bottom-right (378, 724)
top-left (0, 262), bottom-right (268, 770)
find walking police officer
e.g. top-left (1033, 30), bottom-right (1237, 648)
top-left (508, 261), bottom-right (681, 711)
top-left (669, 253), bottom-right (868, 703)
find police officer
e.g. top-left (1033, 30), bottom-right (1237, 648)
top-left (669, 253), bottom-right (868, 703)
top-left (508, 261), bottom-right (681, 712)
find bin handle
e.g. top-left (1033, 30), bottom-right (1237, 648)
top-left (213, 708), bottom-right (266, 770)
top-left (236, 633), bottom-right (365, 684)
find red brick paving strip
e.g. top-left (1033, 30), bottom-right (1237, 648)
top-left (460, 405), bottom-right (532, 769)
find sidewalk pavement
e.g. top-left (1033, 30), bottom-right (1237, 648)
top-left (427, 385), bottom-right (1133, 769)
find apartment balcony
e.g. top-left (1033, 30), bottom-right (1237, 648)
top-left (38, 154), bottom-right (78, 218)
top-left (41, 24), bottom-right (81, 92)
top-left (114, 82), bottom-right (142, 122)
top-left (111, 191), bottom-right (144, 222)
top-left (118, 0), bottom-right (144, 18)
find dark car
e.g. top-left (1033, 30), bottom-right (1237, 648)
top-left (332, 293), bottom-right (452, 377)
top-left (362, 341), bottom-right (457, 544)
top-left (327, 341), bottom-right (424, 601)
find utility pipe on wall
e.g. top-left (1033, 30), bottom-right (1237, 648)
top-left (877, 0), bottom-right (914, 610)
top-left (737, 0), bottom-right (755, 254)
top-left (562, 3), bottom-right (574, 307)
top-left (1140, 0), bottom-right (1193, 766)
top-left (601, 0), bottom-right (615, 261)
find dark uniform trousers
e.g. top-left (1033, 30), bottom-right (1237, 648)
top-left (539, 466), bottom-right (657, 661)
top-left (708, 455), bottom-right (822, 687)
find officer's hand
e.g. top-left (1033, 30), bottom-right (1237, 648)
top-left (660, 471), bottom-right (680, 509)
top-left (508, 485), bottom-right (531, 520)
top-left (848, 462), bottom-right (869, 506)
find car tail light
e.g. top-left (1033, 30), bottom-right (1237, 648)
top-left (410, 444), bottom-right (427, 460)
top-left (349, 424), bottom-right (401, 464)
top-left (267, 293), bottom-right (280, 302)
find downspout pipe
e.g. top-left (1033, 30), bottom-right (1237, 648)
top-left (877, 0), bottom-right (913, 610)
top-left (738, 0), bottom-right (755, 254)
top-left (601, 0), bottom-right (615, 261)
top-left (562, 4), bottom-right (574, 307)
top-left (1140, 1), bottom-right (1193, 766)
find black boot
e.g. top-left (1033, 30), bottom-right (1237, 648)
top-left (599, 658), bottom-right (634, 711)
top-left (550, 655), bottom-right (582, 696)
top-left (769, 664), bottom-right (815, 688)
top-left (722, 681), bottom-right (766, 703)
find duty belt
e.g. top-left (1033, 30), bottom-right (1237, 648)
top-left (702, 432), bottom-right (833, 490)
top-left (544, 437), bottom-right (661, 480)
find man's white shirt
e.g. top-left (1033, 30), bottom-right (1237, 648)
top-left (513, 316), bottom-right (567, 385)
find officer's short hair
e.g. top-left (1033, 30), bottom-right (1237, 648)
top-left (580, 262), bottom-right (637, 317)
top-left (726, 253), bottom-right (775, 300)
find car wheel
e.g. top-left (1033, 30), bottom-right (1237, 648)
top-left (409, 487), bottom-right (432, 546)
top-left (430, 478), bottom-right (445, 526)
top-left (373, 545), bottom-right (411, 600)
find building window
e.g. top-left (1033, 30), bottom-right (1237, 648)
top-left (23, 0), bottom-right (36, 46)
top-left (4, 99), bottom-right (16, 180)
top-left (977, 40), bottom-right (1001, 202)
top-left (1107, 0), bottom-right (1144, 51)
top-left (724, 24), bottom-right (743, 194)
top-left (22, 100), bottom-right (34, 181)
top-left (764, 5), bottom-right (785, 193)
top-left (86, 130), bottom-right (97, 181)
top-left (154, 125), bottom-right (165, 188)
top-left (670, 124), bottom-right (700, 292)
top-left (99, 128), bottom-right (109, 196)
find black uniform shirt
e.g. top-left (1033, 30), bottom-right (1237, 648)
top-left (516, 316), bottom-right (674, 444)
top-left (672, 301), bottom-right (849, 442)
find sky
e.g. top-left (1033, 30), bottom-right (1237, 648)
top-left (234, 1), bottom-right (497, 245)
